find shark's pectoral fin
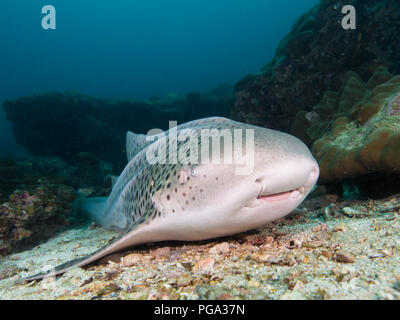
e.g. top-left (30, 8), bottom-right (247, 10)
top-left (82, 197), bottom-right (127, 230)
top-left (82, 197), bottom-right (108, 225)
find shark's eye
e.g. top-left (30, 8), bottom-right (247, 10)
top-left (191, 169), bottom-right (198, 177)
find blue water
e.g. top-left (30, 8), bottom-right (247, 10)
top-left (0, 0), bottom-right (318, 157)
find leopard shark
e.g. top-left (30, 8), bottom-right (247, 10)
top-left (20, 117), bottom-right (319, 281)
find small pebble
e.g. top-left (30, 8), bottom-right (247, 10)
top-left (334, 223), bottom-right (348, 232)
top-left (302, 241), bottom-right (324, 249)
top-left (312, 224), bottom-right (329, 232)
top-left (368, 253), bottom-right (386, 259)
top-left (209, 242), bottom-right (230, 255)
top-left (193, 257), bottom-right (215, 273)
top-left (121, 253), bottom-right (145, 267)
top-left (334, 251), bottom-right (355, 263)
top-left (321, 250), bottom-right (332, 258)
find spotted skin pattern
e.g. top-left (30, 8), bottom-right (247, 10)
top-left (105, 117), bottom-right (238, 229)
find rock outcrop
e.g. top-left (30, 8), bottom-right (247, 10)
top-left (3, 88), bottom-right (231, 172)
top-left (292, 67), bottom-right (400, 197)
top-left (232, 0), bottom-right (400, 133)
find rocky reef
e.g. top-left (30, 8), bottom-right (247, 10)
top-left (3, 87), bottom-right (231, 172)
top-left (0, 184), bottom-right (75, 256)
top-left (0, 155), bottom-right (115, 256)
top-left (232, 0), bottom-right (400, 132)
top-left (291, 67), bottom-right (400, 197)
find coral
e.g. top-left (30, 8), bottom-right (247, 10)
top-left (0, 182), bottom-right (76, 255)
top-left (291, 67), bottom-right (400, 186)
top-left (387, 93), bottom-right (400, 116)
top-left (231, 0), bottom-right (400, 132)
top-left (0, 155), bottom-right (117, 256)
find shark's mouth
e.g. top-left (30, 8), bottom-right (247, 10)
top-left (257, 191), bottom-right (292, 202)
top-left (256, 186), bottom-right (304, 203)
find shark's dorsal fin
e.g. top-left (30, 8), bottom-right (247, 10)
top-left (126, 131), bottom-right (150, 162)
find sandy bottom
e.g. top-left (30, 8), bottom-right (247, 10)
top-left (1, 195), bottom-right (400, 300)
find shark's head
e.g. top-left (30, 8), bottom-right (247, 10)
top-left (234, 125), bottom-right (319, 228)
top-left (153, 121), bottom-right (319, 240)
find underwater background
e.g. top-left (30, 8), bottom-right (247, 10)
top-left (1, 0), bottom-right (400, 300)
top-left (0, 0), bottom-right (317, 157)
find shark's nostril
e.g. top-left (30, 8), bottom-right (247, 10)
top-left (254, 178), bottom-right (264, 197)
